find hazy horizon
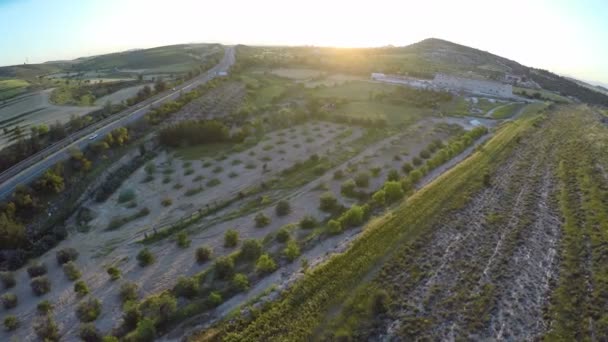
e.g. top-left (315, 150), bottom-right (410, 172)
top-left (1, 0), bottom-right (607, 84)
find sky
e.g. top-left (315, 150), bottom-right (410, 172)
top-left (1, 0), bottom-right (607, 84)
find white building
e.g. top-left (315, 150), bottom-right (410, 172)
top-left (433, 73), bottom-right (513, 98)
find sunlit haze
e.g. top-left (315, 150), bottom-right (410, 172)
top-left (1, 0), bottom-right (608, 83)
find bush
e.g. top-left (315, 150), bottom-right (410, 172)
top-left (118, 189), bottom-right (136, 203)
top-left (1, 293), bottom-right (17, 309)
top-left (240, 239), bottom-right (263, 261)
top-left (176, 231), bottom-right (191, 248)
top-left (27, 262), bottom-right (48, 278)
top-left (74, 280), bottom-right (90, 297)
top-left (3, 315), bottom-right (18, 331)
top-left (387, 169), bottom-right (400, 182)
top-left (122, 300), bottom-right (141, 329)
top-left (384, 181), bottom-right (405, 203)
top-left (354, 172), bottom-right (370, 187)
top-left (195, 246), bottom-right (212, 263)
top-left (79, 323), bottom-right (102, 342)
top-left (107, 266), bottom-right (121, 281)
top-left (37, 300), bottom-right (54, 314)
top-left (409, 169), bottom-right (423, 183)
top-left (283, 240), bottom-right (300, 262)
top-left (63, 261), bottom-right (81, 281)
top-left (76, 297), bottom-right (102, 322)
top-left (214, 256), bottom-right (235, 279)
top-left (299, 215), bottom-right (318, 229)
top-left (255, 212), bottom-right (271, 227)
top-left (161, 198), bottom-right (173, 207)
top-left (333, 169), bottom-right (344, 179)
top-left (372, 189), bottom-right (386, 207)
top-left (319, 192), bottom-right (338, 212)
top-left (232, 273), bottom-right (249, 292)
top-left (224, 229), bottom-right (239, 247)
top-left (327, 219), bottom-right (343, 235)
top-left (56, 247), bottom-right (79, 265)
top-left (207, 178), bottom-right (221, 187)
top-left (402, 162), bottom-right (413, 174)
top-left (34, 315), bottom-right (59, 341)
top-left (339, 205), bottom-right (365, 228)
top-left (340, 179), bottom-right (357, 197)
top-left (208, 291), bottom-right (223, 307)
top-left (31, 276), bottom-right (51, 296)
top-left (276, 227), bottom-right (291, 243)
top-left (256, 254), bottom-right (277, 274)
top-left (0, 271), bottom-right (15, 289)
top-left (275, 200), bottom-right (291, 216)
top-left (137, 248), bottom-right (155, 267)
top-left (120, 282), bottom-right (139, 302)
top-left (412, 157), bottom-right (422, 166)
top-left (419, 149), bottom-right (431, 159)
top-left (174, 276), bottom-right (199, 298)
top-left (129, 318), bottom-right (156, 341)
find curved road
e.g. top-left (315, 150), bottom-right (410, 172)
top-left (0, 47), bottom-right (235, 199)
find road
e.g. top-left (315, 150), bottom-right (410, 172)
top-left (0, 46), bottom-right (236, 199)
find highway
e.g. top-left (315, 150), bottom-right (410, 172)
top-left (0, 46), bottom-right (236, 199)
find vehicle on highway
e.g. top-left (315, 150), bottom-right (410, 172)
top-left (88, 134), bottom-right (98, 140)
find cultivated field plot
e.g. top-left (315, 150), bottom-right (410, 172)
top-left (167, 82), bottom-right (246, 124)
top-left (94, 83), bottom-right (153, 105)
top-left (0, 79), bottom-right (29, 101)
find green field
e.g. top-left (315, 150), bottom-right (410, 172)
top-left (335, 101), bottom-right (429, 125)
top-left (514, 86), bottom-right (572, 103)
top-left (490, 103), bottom-right (525, 119)
top-left (0, 79), bottom-right (29, 100)
top-left (310, 80), bottom-right (398, 101)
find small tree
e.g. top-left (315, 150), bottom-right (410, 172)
top-left (214, 256), bottom-right (235, 279)
top-left (372, 189), bottom-right (386, 207)
top-left (232, 273), bottom-right (249, 292)
top-left (327, 219), bottom-right (343, 235)
top-left (176, 231), bottom-right (191, 248)
top-left (354, 172), bottom-right (370, 187)
top-left (27, 262), bottom-right (48, 278)
top-left (174, 276), bottom-right (199, 299)
top-left (195, 246), bottom-right (212, 264)
top-left (387, 169), bottom-right (400, 182)
top-left (402, 162), bottom-right (413, 174)
top-left (1, 293), bottom-right (17, 309)
top-left (412, 157), bottom-right (422, 166)
top-left (208, 291), bottom-right (223, 307)
top-left (3, 315), bottom-right (18, 331)
top-left (76, 297), bottom-right (102, 322)
top-left (276, 226), bottom-right (291, 243)
top-left (299, 215), bottom-right (317, 229)
top-left (79, 323), bottom-right (102, 342)
top-left (275, 200), bottom-right (291, 216)
top-left (254, 212), bottom-right (271, 227)
top-left (224, 229), bottom-right (239, 248)
top-left (255, 254), bottom-right (277, 274)
top-left (37, 300), bottom-right (54, 314)
top-left (240, 239), bottom-right (262, 261)
top-left (56, 247), bottom-right (79, 265)
top-left (319, 192), bottom-right (338, 212)
top-left (340, 179), bottom-right (357, 197)
top-left (107, 266), bottom-right (121, 281)
top-left (63, 261), bottom-right (81, 281)
top-left (120, 282), bottom-right (139, 303)
top-left (137, 248), bottom-right (155, 267)
top-left (31, 276), bottom-right (51, 296)
top-left (74, 281), bottom-right (89, 297)
top-left (283, 240), bottom-right (300, 262)
top-left (384, 181), bottom-right (404, 203)
top-left (0, 271), bottom-right (15, 289)
top-left (34, 315), bottom-right (59, 341)
top-left (339, 205), bottom-right (365, 228)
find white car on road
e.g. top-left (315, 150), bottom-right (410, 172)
top-left (88, 134), bottom-right (98, 140)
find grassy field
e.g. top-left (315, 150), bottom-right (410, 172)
top-left (310, 80), bottom-right (398, 101)
top-left (335, 101), bottom-right (429, 125)
top-left (514, 86), bottom-right (572, 103)
top-left (0, 79), bottom-right (29, 100)
top-left (490, 103), bottom-right (525, 119)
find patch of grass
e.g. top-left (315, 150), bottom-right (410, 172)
top-left (490, 103), bottom-right (525, 119)
top-left (107, 207), bottom-right (150, 230)
top-left (185, 187), bottom-right (204, 196)
top-left (118, 189), bottom-right (136, 203)
top-left (206, 178), bottom-right (221, 187)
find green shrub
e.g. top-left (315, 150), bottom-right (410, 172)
top-left (120, 282), bottom-right (139, 302)
top-left (118, 189), bottom-right (136, 203)
top-left (184, 168), bottom-right (194, 176)
top-left (240, 239), bottom-right (263, 261)
top-left (3, 315), bottom-right (18, 331)
top-left (412, 157), bottom-right (422, 166)
top-left (327, 219), bottom-right (343, 235)
top-left (207, 178), bottom-right (221, 187)
top-left (333, 169), bottom-right (344, 179)
top-left (419, 149), bottom-right (431, 159)
top-left (122, 300), bottom-right (141, 329)
top-left (128, 318), bottom-right (156, 341)
top-left (37, 300), bottom-right (54, 314)
top-left (103, 336), bottom-right (119, 342)
top-left (212, 166), bottom-right (224, 174)
top-left (161, 197), bottom-right (173, 207)
top-left (107, 266), bottom-right (121, 281)
top-left (338, 205), bottom-right (365, 228)
top-left (185, 187), bottom-right (203, 196)
top-left (402, 162), bottom-right (413, 174)
top-left (232, 273), bottom-right (249, 292)
top-left (299, 215), bottom-right (318, 229)
top-left (214, 256), bottom-right (235, 279)
top-left (255, 212), bottom-right (271, 227)
top-left (387, 169), bottom-right (400, 182)
top-left (139, 292), bottom-right (177, 325)
top-left (229, 171), bottom-right (239, 178)
top-left (1, 293), bottom-right (17, 309)
top-left (31, 276), bottom-right (51, 296)
top-left (74, 280), bottom-right (89, 297)
top-left (76, 297), bottom-right (102, 322)
top-left (63, 261), bottom-right (81, 281)
top-left (208, 291), bottom-right (223, 307)
top-left (195, 246), bottom-right (212, 264)
top-left (372, 189), bottom-right (386, 207)
top-left (176, 231), bottom-right (191, 248)
top-left (354, 172), bottom-right (370, 187)
top-left (79, 323), bottom-right (102, 342)
top-left (370, 167), bottom-right (382, 177)
top-left (340, 179), bottom-right (357, 197)
top-left (384, 181), bottom-right (405, 203)
top-left (409, 169), bottom-right (423, 183)
top-left (224, 229), bottom-right (239, 247)
top-left (275, 200), bottom-right (291, 216)
top-left (56, 247), bottom-right (79, 265)
top-left (0, 271), bottom-right (15, 289)
top-left (144, 162), bottom-right (156, 175)
top-left (34, 315), bottom-right (59, 341)
top-left (27, 262), bottom-right (47, 278)
top-left (256, 254), bottom-right (277, 274)
top-left (276, 227), bottom-right (291, 243)
top-left (174, 276), bottom-right (199, 299)
top-left (137, 248), bottom-right (155, 267)
top-left (283, 240), bottom-right (301, 262)
top-left (319, 192), bottom-right (338, 212)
